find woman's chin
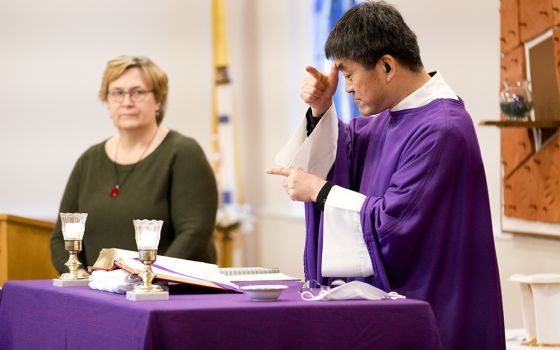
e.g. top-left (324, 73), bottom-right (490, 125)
top-left (115, 119), bottom-right (141, 129)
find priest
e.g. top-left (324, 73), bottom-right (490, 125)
top-left (266, 1), bottom-right (505, 349)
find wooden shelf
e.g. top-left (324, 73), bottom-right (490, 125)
top-left (479, 120), bottom-right (560, 128)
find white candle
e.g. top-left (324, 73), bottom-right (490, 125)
top-left (63, 222), bottom-right (85, 240)
top-left (136, 229), bottom-right (158, 249)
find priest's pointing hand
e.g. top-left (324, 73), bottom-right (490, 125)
top-left (265, 167), bottom-right (327, 202)
top-left (300, 64), bottom-right (339, 117)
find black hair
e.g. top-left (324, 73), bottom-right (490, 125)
top-left (325, 1), bottom-right (423, 72)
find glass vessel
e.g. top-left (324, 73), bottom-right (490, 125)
top-left (133, 219), bottom-right (164, 293)
top-left (499, 80), bottom-right (534, 121)
top-left (59, 212), bottom-right (89, 280)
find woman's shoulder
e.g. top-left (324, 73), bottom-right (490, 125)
top-left (72, 140), bottom-right (109, 167)
top-left (66, 140), bottom-right (109, 175)
top-left (165, 130), bottom-right (204, 153)
top-left (79, 140), bottom-right (107, 159)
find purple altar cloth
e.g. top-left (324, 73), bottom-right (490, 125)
top-left (0, 280), bottom-right (442, 350)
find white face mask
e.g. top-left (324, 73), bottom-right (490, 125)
top-left (300, 280), bottom-right (405, 301)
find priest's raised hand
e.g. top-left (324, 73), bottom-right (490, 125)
top-left (265, 167), bottom-right (326, 202)
top-left (300, 64), bottom-right (338, 117)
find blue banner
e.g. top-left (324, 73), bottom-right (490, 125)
top-left (313, 0), bottom-right (362, 121)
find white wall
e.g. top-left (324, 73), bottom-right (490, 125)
top-left (0, 0), bottom-right (213, 220)
top-left (2, 0), bottom-right (560, 330)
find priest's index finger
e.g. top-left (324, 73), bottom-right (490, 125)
top-left (265, 167), bottom-right (292, 177)
top-left (305, 66), bottom-right (325, 80)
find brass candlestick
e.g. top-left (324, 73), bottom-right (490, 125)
top-left (134, 249), bottom-right (164, 293)
top-left (60, 239), bottom-right (87, 280)
top-left (126, 219), bottom-right (168, 301)
top-left (53, 212), bottom-right (89, 287)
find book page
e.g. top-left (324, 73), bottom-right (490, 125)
top-left (219, 266), bottom-right (300, 282)
top-left (92, 248), bottom-right (240, 292)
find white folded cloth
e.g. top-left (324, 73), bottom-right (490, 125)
top-left (88, 269), bottom-right (142, 294)
top-left (510, 273), bottom-right (560, 345)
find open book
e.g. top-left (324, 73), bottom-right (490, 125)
top-left (92, 248), bottom-right (240, 293)
top-left (219, 267), bottom-right (300, 282)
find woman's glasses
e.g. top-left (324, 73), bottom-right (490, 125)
top-left (107, 89), bottom-right (153, 103)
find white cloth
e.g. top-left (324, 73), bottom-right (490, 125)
top-left (88, 269), bottom-right (142, 294)
top-left (391, 71), bottom-right (457, 111)
top-left (300, 280), bottom-right (405, 301)
top-left (322, 186), bottom-right (371, 277)
top-left (275, 71), bottom-right (458, 277)
top-left (510, 274), bottom-right (560, 345)
top-left (274, 104), bottom-right (338, 179)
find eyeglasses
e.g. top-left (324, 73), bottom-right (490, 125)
top-left (107, 89), bottom-right (153, 103)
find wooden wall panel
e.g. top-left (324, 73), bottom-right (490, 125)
top-left (501, 128), bottom-right (533, 177)
top-left (533, 137), bottom-right (560, 222)
top-left (503, 159), bottom-right (539, 220)
top-left (552, 0), bottom-right (560, 25)
top-left (500, 45), bottom-right (526, 87)
top-left (519, 0), bottom-right (553, 42)
top-left (500, 0), bottom-right (560, 227)
top-left (504, 133), bottom-right (560, 223)
top-left (553, 28), bottom-right (560, 96)
top-left (501, 0), bottom-right (521, 53)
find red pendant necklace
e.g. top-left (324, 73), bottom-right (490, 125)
top-left (109, 185), bottom-right (121, 197)
top-left (110, 128), bottom-right (159, 197)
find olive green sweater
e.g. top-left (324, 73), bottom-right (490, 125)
top-left (50, 130), bottom-right (218, 273)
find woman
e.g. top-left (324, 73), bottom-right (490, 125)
top-left (50, 55), bottom-right (218, 274)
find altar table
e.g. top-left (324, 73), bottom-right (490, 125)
top-left (0, 280), bottom-right (442, 350)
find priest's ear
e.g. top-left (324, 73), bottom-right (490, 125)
top-left (384, 62), bottom-right (391, 73)
top-left (378, 55), bottom-right (395, 76)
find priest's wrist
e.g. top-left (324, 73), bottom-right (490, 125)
top-left (315, 181), bottom-right (334, 211)
top-left (310, 105), bottom-right (328, 118)
top-left (306, 108), bottom-right (323, 136)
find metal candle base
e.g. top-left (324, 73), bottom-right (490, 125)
top-left (53, 278), bottom-right (91, 287)
top-left (126, 289), bottom-right (169, 301)
top-left (135, 249), bottom-right (162, 293)
top-left (59, 240), bottom-right (89, 280)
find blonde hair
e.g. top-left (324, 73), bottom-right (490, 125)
top-left (99, 55), bottom-right (168, 125)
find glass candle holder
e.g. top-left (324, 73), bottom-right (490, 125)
top-left (499, 80), bottom-right (534, 121)
top-left (132, 219), bottom-right (164, 293)
top-left (59, 212), bottom-right (88, 280)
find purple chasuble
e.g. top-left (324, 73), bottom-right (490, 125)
top-left (304, 98), bottom-right (505, 350)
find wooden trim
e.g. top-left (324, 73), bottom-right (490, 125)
top-left (0, 214), bottom-right (54, 230)
top-left (0, 214), bottom-right (58, 286)
top-left (480, 120), bottom-right (560, 128)
top-left (0, 219), bottom-right (7, 283)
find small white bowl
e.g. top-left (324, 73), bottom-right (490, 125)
top-left (241, 284), bottom-right (288, 302)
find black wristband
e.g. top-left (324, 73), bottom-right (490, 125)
top-left (305, 108), bottom-right (323, 136)
top-left (315, 181), bottom-right (335, 211)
